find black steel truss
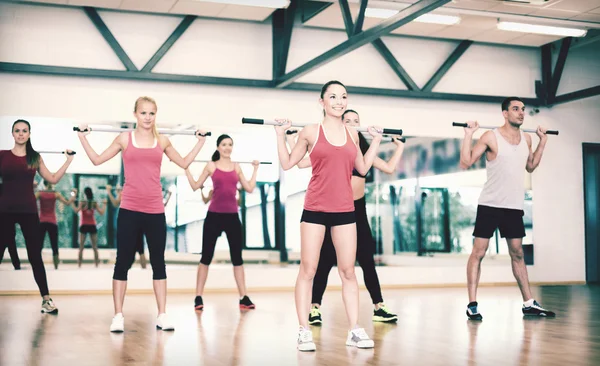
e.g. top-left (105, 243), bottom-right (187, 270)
top-left (0, 2), bottom-right (597, 107)
top-left (83, 7), bottom-right (137, 71)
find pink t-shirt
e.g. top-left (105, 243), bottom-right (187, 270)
top-left (120, 132), bottom-right (165, 214)
top-left (38, 191), bottom-right (57, 224)
top-left (304, 124), bottom-right (356, 213)
top-left (208, 168), bottom-right (239, 214)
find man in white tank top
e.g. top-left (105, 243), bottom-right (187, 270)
top-left (460, 97), bottom-right (555, 320)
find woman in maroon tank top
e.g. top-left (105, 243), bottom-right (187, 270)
top-left (0, 119), bottom-right (74, 314)
top-left (185, 134), bottom-right (259, 311)
top-left (274, 81), bottom-right (384, 352)
top-left (77, 96), bottom-right (207, 333)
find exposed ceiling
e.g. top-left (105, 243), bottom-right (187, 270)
top-left (10, 0), bottom-right (600, 46)
top-left (304, 0), bottom-right (600, 46)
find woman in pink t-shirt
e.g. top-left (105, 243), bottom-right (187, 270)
top-left (70, 187), bottom-right (105, 268)
top-left (77, 96), bottom-right (207, 333)
top-left (185, 134), bottom-right (259, 312)
top-left (35, 180), bottom-right (77, 269)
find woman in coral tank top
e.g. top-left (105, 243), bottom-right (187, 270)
top-left (77, 96), bottom-right (207, 333)
top-left (70, 187), bottom-right (105, 268)
top-left (275, 81), bottom-right (383, 352)
top-left (185, 134), bottom-right (259, 311)
top-left (36, 180), bottom-right (77, 269)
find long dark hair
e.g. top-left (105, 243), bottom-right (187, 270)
top-left (84, 187), bottom-right (94, 209)
top-left (342, 109), bottom-right (369, 155)
top-left (12, 119), bottom-right (40, 169)
top-left (212, 134), bottom-right (233, 162)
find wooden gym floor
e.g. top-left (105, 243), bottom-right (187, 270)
top-left (1, 285), bottom-right (598, 366)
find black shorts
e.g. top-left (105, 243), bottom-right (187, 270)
top-left (300, 210), bottom-right (355, 227)
top-left (79, 225), bottom-right (98, 234)
top-left (473, 205), bottom-right (525, 239)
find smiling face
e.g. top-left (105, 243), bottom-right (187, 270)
top-left (217, 137), bottom-right (233, 159)
top-left (343, 111), bottom-right (360, 127)
top-left (319, 83), bottom-right (348, 118)
top-left (12, 121), bottom-right (30, 146)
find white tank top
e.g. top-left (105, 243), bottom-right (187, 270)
top-left (478, 129), bottom-right (529, 210)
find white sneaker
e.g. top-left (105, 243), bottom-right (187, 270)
top-left (156, 313), bottom-right (174, 331)
top-left (346, 328), bottom-right (374, 349)
top-left (297, 327), bottom-right (316, 352)
top-left (110, 313), bottom-right (124, 333)
top-left (41, 298), bottom-right (58, 314)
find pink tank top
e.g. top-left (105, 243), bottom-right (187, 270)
top-left (304, 124), bottom-right (356, 213)
top-left (208, 168), bottom-right (239, 213)
top-left (38, 191), bottom-right (57, 224)
top-left (120, 132), bottom-right (165, 214)
top-left (80, 204), bottom-right (96, 226)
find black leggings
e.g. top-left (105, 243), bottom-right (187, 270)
top-left (0, 213), bottom-right (49, 296)
top-left (40, 222), bottom-right (59, 256)
top-left (311, 197), bottom-right (384, 305)
top-left (0, 220), bottom-right (21, 269)
top-left (201, 211), bottom-right (243, 266)
top-left (113, 208), bottom-right (166, 281)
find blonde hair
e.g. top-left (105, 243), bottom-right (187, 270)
top-left (134, 96), bottom-right (159, 139)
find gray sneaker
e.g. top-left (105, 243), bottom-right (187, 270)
top-left (41, 298), bottom-right (58, 314)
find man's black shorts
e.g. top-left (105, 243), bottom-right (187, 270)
top-left (473, 205), bottom-right (525, 239)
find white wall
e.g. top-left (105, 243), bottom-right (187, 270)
top-left (528, 95), bottom-right (600, 282)
top-left (1, 2), bottom-right (599, 284)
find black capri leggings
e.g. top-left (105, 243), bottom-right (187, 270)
top-left (113, 208), bottom-right (166, 281)
top-left (40, 222), bottom-right (59, 256)
top-left (0, 213), bottom-right (49, 296)
top-left (0, 221), bottom-right (21, 269)
top-left (201, 211), bottom-right (243, 266)
top-left (311, 196), bottom-right (384, 305)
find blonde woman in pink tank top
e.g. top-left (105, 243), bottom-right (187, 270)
top-left (77, 96), bottom-right (208, 333)
top-left (185, 134), bottom-right (259, 311)
top-left (274, 81), bottom-right (384, 352)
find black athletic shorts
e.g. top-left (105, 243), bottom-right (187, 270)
top-left (300, 210), bottom-right (355, 227)
top-left (79, 225), bottom-right (98, 234)
top-left (472, 205), bottom-right (525, 239)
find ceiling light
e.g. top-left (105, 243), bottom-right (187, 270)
top-left (365, 8), bottom-right (460, 25)
top-left (197, 0), bottom-right (289, 9)
top-left (497, 21), bottom-right (587, 37)
top-left (415, 14), bottom-right (460, 25)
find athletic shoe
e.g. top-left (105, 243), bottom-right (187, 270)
top-left (466, 302), bottom-right (483, 320)
top-left (239, 295), bottom-right (255, 310)
top-left (372, 303), bottom-right (398, 323)
top-left (522, 300), bottom-right (556, 317)
top-left (297, 327), bottom-right (316, 352)
top-left (308, 306), bottom-right (322, 325)
top-left (110, 313), bottom-right (124, 333)
top-left (156, 313), bottom-right (175, 331)
top-left (346, 328), bottom-right (374, 349)
top-left (194, 296), bottom-right (204, 311)
top-left (41, 298), bottom-right (58, 314)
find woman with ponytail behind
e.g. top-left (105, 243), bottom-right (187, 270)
top-left (0, 119), bottom-right (74, 314)
top-left (70, 187), bottom-right (106, 267)
top-left (185, 134), bottom-right (259, 311)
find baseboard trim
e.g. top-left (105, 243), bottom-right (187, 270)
top-left (0, 281), bottom-right (587, 296)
